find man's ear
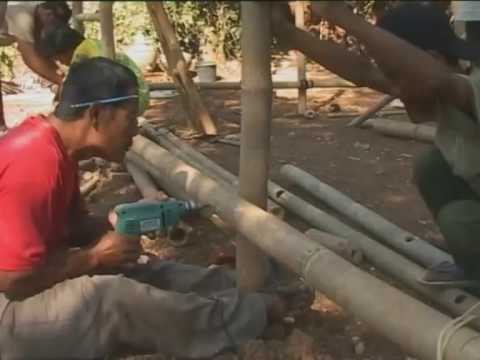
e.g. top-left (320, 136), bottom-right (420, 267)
top-left (88, 104), bottom-right (102, 131)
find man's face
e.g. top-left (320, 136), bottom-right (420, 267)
top-left (92, 101), bottom-right (139, 162)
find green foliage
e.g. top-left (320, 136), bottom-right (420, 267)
top-left (0, 46), bottom-right (15, 80)
top-left (162, 1), bottom-right (241, 61)
top-left (83, 2), bottom-right (154, 46)
top-left (82, 1), bottom-right (240, 62)
top-left (314, 1), bottom-right (398, 53)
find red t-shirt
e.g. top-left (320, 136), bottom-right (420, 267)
top-left (0, 115), bottom-right (81, 271)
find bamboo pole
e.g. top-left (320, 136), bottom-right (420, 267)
top-left (125, 160), bottom-right (159, 200)
top-left (347, 94), bottom-right (396, 127)
top-left (146, 2), bottom-right (218, 136)
top-left (328, 109), bottom-right (406, 118)
top-left (125, 159), bottom-right (192, 247)
top-left (149, 79), bottom-right (356, 91)
top-left (236, 2), bottom-right (273, 290)
top-left (71, 1), bottom-right (85, 33)
top-left (140, 124), bottom-right (284, 217)
top-left (266, 180), bottom-right (480, 327)
top-left (280, 164), bottom-right (451, 268)
top-left (305, 229), bottom-right (363, 265)
top-left (295, 1), bottom-right (307, 114)
top-left (126, 151), bottom-right (231, 232)
top-left (364, 118), bottom-right (436, 143)
top-left (130, 135), bottom-right (480, 360)
top-left (99, 2), bottom-right (115, 59)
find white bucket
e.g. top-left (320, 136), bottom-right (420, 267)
top-left (196, 61), bottom-right (217, 83)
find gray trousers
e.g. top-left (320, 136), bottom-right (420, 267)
top-left (0, 261), bottom-right (267, 359)
top-left (413, 147), bottom-right (480, 276)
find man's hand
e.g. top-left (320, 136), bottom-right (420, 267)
top-left (90, 231), bottom-right (141, 269)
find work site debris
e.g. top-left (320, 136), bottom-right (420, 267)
top-left (354, 141), bottom-right (371, 151)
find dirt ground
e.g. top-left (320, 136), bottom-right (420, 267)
top-left (1, 59), bottom-right (441, 360)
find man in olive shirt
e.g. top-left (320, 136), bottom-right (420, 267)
top-left (273, 1), bottom-right (480, 287)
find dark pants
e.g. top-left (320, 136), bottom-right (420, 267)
top-left (413, 148), bottom-right (480, 277)
top-left (466, 21), bottom-right (480, 45)
top-left (466, 21), bottom-right (480, 66)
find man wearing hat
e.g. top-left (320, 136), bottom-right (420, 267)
top-left (273, 1), bottom-right (480, 287)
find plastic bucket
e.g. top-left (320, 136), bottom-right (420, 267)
top-left (196, 61), bottom-right (217, 83)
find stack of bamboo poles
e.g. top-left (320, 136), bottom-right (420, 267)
top-left (128, 123), bottom-right (480, 360)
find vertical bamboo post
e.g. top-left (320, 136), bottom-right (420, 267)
top-left (0, 1), bottom-right (7, 128)
top-left (236, 1), bottom-right (273, 291)
top-left (295, 1), bottom-right (307, 114)
top-left (72, 1), bottom-right (85, 34)
top-left (146, 2), bottom-right (218, 136)
top-left (99, 1), bottom-right (115, 59)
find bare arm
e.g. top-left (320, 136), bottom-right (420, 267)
top-left (0, 231), bottom-right (141, 300)
top-left (70, 214), bottom-right (112, 247)
top-left (16, 40), bottom-right (63, 85)
top-left (0, 247), bottom-right (98, 300)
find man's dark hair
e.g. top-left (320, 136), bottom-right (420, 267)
top-left (33, 2), bottom-right (72, 45)
top-left (36, 24), bottom-right (84, 58)
top-left (55, 57), bottom-right (139, 121)
top-left (36, 1), bottom-right (72, 23)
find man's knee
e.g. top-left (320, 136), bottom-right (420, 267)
top-left (412, 148), bottom-right (442, 186)
top-left (437, 200), bottom-right (480, 242)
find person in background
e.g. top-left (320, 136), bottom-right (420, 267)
top-left (37, 24), bottom-right (150, 115)
top-left (0, 2), bottom-right (72, 128)
top-left (0, 1), bottom-right (72, 86)
top-left (273, 1), bottom-right (480, 288)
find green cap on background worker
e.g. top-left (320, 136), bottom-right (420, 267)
top-left (36, 24), bottom-right (150, 115)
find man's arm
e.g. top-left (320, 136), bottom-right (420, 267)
top-left (0, 247), bottom-right (97, 300)
top-left (0, 231), bottom-right (141, 300)
top-left (70, 214), bottom-right (112, 247)
top-left (16, 40), bottom-right (63, 85)
top-left (313, 2), bottom-right (475, 118)
top-left (68, 189), bottom-right (112, 247)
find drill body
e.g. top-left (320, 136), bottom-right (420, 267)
top-left (114, 199), bottom-right (198, 236)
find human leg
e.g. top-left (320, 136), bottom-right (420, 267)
top-left (413, 148), bottom-right (480, 286)
top-left (436, 200), bottom-right (480, 278)
top-left (0, 274), bottom-right (268, 359)
top-left (413, 147), bottom-right (479, 218)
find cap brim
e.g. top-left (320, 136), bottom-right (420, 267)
top-left (444, 35), bottom-right (480, 61)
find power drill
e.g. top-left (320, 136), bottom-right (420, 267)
top-left (114, 199), bottom-right (199, 237)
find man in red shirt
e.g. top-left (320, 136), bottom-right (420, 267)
top-left (0, 57), bottom-right (290, 359)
